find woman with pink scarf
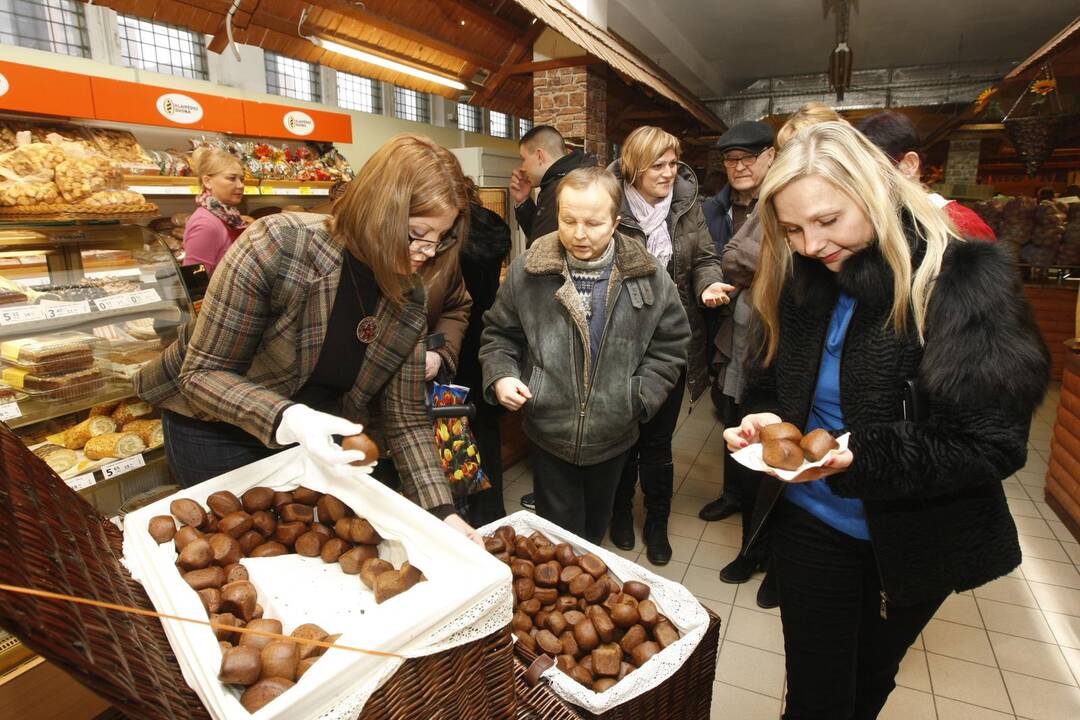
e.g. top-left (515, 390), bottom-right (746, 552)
top-left (183, 147), bottom-right (248, 277)
top-left (605, 126), bottom-right (734, 564)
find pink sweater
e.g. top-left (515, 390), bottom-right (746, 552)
top-left (182, 206), bottom-right (242, 277)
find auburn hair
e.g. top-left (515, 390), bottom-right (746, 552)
top-left (331, 134), bottom-right (469, 302)
top-left (619, 126), bottom-right (681, 186)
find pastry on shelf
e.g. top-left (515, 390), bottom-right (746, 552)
top-left (122, 419), bottom-right (163, 449)
top-left (33, 443), bottom-right (78, 474)
top-left (60, 415), bottom-right (117, 450)
top-left (84, 431), bottom-right (144, 460)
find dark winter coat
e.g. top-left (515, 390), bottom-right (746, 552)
top-left (514, 150), bottom-right (596, 246)
top-left (479, 232), bottom-right (690, 465)
top-left (743, 231), bottom-right (1050, 607)
top-left (608, 161), bottom-right (725, 402)
top-left (702, 184), bottom-right (736, 252)
top-left (456, 203), bottom-right (512, 393)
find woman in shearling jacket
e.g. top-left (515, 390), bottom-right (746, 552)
top-left (724, 122), bottom-right (1049, 719)
top-left (480, 166), bottom-right (690, 544)
top-left (136, 134), bottom-right (482, 545)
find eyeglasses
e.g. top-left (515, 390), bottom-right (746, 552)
top-left (407, 231), bottom-right (455, 256)
top-left (722, 151), bottom-right (766, 169)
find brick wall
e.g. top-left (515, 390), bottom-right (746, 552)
top-left (533, 65), bottom-right (608, 166)
top-left (945, 138), bottom-right (982, 185)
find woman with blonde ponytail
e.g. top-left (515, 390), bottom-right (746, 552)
top-left (724, 121), bottom-right (1049, 718)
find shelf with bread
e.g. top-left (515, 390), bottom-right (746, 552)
top-left (124, 176), bottom-right (334, 197)
top-left (0, 219), bottom-right (193, 518)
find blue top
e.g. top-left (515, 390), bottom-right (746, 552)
top-left (784, 292), bottom-right (870, 540)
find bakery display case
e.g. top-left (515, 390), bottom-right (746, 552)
top-left (0, 219), bottom-right (191, 520)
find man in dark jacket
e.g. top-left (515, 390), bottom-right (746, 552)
top-left (511, 125), bottom-right (597, 246)
top-left (510, 125), bottom-right (595, 511)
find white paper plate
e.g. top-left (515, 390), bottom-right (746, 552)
top-left (731, 432), bottom-right (850, 481)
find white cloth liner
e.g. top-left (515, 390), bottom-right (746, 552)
top-left (478, 511), bottom-right (709, 715)
top-left (122, 447), bottom-right (512, 720)
top-left (731, 432), bottom-right (851, 481)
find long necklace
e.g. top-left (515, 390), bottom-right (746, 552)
top-left (344, 255), bottom-right (381, 344)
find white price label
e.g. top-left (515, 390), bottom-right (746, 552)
top-left (93, 289), bottom-right (162, 312)
top-left (42, 301), bottom-right (91, 320)
top-left (67, 472), bottom-right (97, 491)
top-left (101, 453), bottom-right (145, 479)
top-left (0, 402), bottom-right (21, 421)
top-left (0, 306), bottom-right (46, 326)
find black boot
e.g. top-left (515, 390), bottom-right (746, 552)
top-left (641, 462), bottom-right (674, 565)
top-left (699, 493), bottom-right (741, 521)
top-left (609, 457), bottom-right (638, 550)
top-left (756, 572), bottom-right (778, 609)
top-left (719, 553), bottom-right (764, 584)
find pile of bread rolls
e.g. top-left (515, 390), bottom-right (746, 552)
top-left (484, 526), bottom-right (681, 693)
top-left (148, 475), bottom-right (423, 711)
top-left (759, 423), bottom-right (838, 471)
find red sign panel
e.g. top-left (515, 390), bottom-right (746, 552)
top-left (0, 61), bottom-right (95, 119)
top-left (242, 101), bottom-right (353, 143)
top-left (90, 77), bottom-right (244, 134)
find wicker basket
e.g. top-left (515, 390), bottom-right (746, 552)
top-left (0, 423), bottom-right (516, 720)
top-left (513, 607), bottom-right (722, 719)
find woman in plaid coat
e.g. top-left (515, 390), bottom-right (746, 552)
top-left (136, 134), bottom-right (481, 543)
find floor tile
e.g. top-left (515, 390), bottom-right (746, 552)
top-left (665, 534), bottom-right (701, 565)
top-left (974, 577), bottom-right (1039, 608)
top-left (734, 577), bottom-right (780, 616)
top-left (667, 511), bottom-right (708, 539)
top-left (1048, 520), bottom-right (1078, 544)
top-left (637, 556), bottom-right (688, 583)
top-left (878, 686), bottom-right (937, 720)
top-left (1061, 646), bottom-right (1080, 685)
top-left (701, 520), bottom-right (744, 549)
top-left (1010, 497), bottom-right (1042, 519)
top-left (694, 451), bottom-right (727, 470)
top-left (896, 647), bottom-right (932, 693)
top-left (683, 564), bottom-right (738, 604)
top-left (675, 420), bottom-right (714, 441)
top-left (1028, 582), bottom-right (1080, 617)
top-left (685, 463), bottom-right (724, 486)
top-left (676, 478), bottom-right (725, 501)
top-left (1003, 479), bottom-right (1030, 499)
top-left (977, 598), bottom-right (1057, 643)
top-left (710, 681), bottom-right (782, 720)
top-left (697, 598), bottom-right (733, 641)
top-left (1060, 543), bottom-right (1080, 565)
top-left (1044, 611), bottom-right (1080, 650)
top-left (923, 619), bottom-right (996, 665)
top-left (935, 592), bottom-right (986, 627)
top-left (1013, 516), bottom-right (1057, 540)
top-left (1019, 535), bottom-right (1071, 563)
top-left (1021, 558), bottom-right (1080, 590)
top-left (690, 541), bottom-right (740, 571)
top-left (671, 493), bottom-right (706, 517)
top-left (672, 434), bottom-right (706, 454)
top-left (1016, 470), bottom-right (1047, 490)
top-left (935, 696), bottom-right (1017, 719)
top-left (1002, 671), bottom-right (1080, 720)
top-left (988, 632), bottom-right (1076, 685)
top-left (927, 653), bottom-right (1013, 713)
top-left (714, 640), bottom-right (786, 698)
top-left (726, 606), bottom-right (785, 655)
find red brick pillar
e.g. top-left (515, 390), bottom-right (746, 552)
top-left (533, 65), bottom-right (608, 166)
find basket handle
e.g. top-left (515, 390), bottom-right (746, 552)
top-left (524, 654), bottom-right (556, 687)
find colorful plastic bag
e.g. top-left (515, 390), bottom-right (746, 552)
top-left (431, 383), bottom-right (490, 498)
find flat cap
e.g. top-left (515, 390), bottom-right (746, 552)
top-left (715, 121), bottom-right (774, 153)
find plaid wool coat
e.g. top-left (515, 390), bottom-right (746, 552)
top-left (136, 212), bottom-right (454, 510)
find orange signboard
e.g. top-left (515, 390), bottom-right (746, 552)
top-left (242, 101), bottom-right (353, 143)
top-left (0, 61), bottom-right (95, 119)
top-left (90, 77), bottom-right (244, 133)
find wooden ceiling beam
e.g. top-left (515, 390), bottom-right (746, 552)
top-left (446, 0), bottom-right (525, 41)
top-left (503, 55), bottom-right (603, 75)
top-left (207, 0), bottom-right (261, 55)
top-left (308, 1), bottom-right (502, 70)
top-left (472, 19), bottom-right (546, 106)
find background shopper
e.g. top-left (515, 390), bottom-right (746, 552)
top-left (481, 166), bottom-right (690, 544)
top-left (182, 147), bottom-right (247, 277)
top-left (606, 126), bottom-right (731, 564)
top-left (728, 121), bottom-right (1049, 719)
top-left (136, 134), bottom-right (482, 545)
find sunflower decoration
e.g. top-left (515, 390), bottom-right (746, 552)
top-left (1031, 78), bottom-right (1057, 96)
top-left (974, 87), bottom-right (998, 114)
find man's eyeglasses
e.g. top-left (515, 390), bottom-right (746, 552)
top-left (722, 151), bottom-right (766, 169)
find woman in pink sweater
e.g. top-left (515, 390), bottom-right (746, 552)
top-left (183, 147), bottom-right (248, 276)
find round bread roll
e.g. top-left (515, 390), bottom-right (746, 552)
top-left (760, 422), bottom-right (803, 443)
top-left (762, 439), bottom-right (804, 471)
top-left (342, 433), bottom-right (379, 465)
top-left (800, 428), bottom-right (839, 462)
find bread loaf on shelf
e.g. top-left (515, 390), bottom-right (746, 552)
top-left (33, 443), bottom-right (78, 473)
top-left (122, 419), bottom-right (163, 449)
top-left (84, 432), bottom-right (145, 460)
top-left (111, 399), bottom-right (153, 426)
top-left (61, 415), bottom-right (117, 450)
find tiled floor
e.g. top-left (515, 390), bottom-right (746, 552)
top-left (500, 383), bottom-right (1080, 719)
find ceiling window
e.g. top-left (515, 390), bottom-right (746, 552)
top-left (337, 71), bottom-right (382, 114)
top-left (264, 52), bottom-right (321, 103)
top-left (489, 111), bottom-right (510, 139)
top-left (457, 103), bottom-right (480, 133)
top-left (393, 86), bottom-right (430, 123)
top-left (0, 0), bottom-right (88, 57)
top-left (117, 14), bottom-right (208, 80)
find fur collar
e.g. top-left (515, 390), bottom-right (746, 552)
top-left (525, 231), bottom-right (658, 280)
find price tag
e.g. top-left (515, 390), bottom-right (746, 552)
top-left (101, 453), bottom-right (145, 480)
top-left (299, 186), bottom-right (312, 195)
top-left (93, 289), bottom-right (162, 311)
top-left (128, 288), bottom-right (163, 305)
top-left (0, 306), bottom-right (46, 326)
top-left (66, 472), bottom-right (97, 491)
top-left (189, 185), bottom-right (201, 195)
top-left (42, 301), bottom-right (91, 320)
top-left (0, 402), bottom-right (21, 421)
top-left (244, 185), bottom-right (259, 195)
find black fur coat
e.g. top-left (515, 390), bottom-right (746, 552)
top-left (743, 232), bottom-right (1050, 606)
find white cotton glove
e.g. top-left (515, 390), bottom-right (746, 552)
top-left (275, 404), bottom-right (372, 477)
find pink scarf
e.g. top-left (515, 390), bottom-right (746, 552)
top-left (196, 191), bottom-right (248, 232)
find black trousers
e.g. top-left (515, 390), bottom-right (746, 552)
top-left (771, 499), bottom-right (946, 720)
top-left (715, 392), bottom-right (769, 560)
top-left (613, 373), bottom-right (685, 517)
top-left (530, 444), bottom-right (629, 545)
top-left (163, 410), bottom-right (278, 488)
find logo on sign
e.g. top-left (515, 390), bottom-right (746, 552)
top-left (156, 93), bottom-right (204, 124)
top-left (284, 110), bottom-right (315, 136)
top-left (0, 73), bottom-right (8, 98)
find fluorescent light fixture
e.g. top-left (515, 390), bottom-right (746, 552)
top-left (316, 38), bottom-right (466, 91)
